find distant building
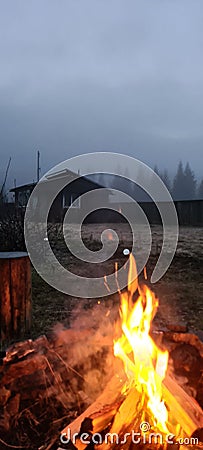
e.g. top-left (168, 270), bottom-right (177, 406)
top-left (10, 169), bottom-right (112, 222)
top-left (10, 182), bottom-right (36, 208)
top-left (8, 173), bottom-right (203, 226)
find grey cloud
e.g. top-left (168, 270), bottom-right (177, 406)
top-left (0, 0), bottom-right (203, 187)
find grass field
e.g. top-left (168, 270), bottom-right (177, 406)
top-left (31, 224), bottom-right (203, 338)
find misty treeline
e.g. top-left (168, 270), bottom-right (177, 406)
top-left (95, 161), bottom-right (203, 201)
top-left (154, 161), bottom-right (203, 201)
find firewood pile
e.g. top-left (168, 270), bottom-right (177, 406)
top-left (58, 326), bottom-right (203, 450)
top-left (0, 324), bottom-right (203, 450)
top-left (0, 323), bottom-right (114, 450)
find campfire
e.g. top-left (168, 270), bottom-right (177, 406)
top-left (113, 254), bottom-right (169, 436)
top-left (59, 254), bottom-right (203, 449)
top-left (1, 253), bottom-right (203, 449)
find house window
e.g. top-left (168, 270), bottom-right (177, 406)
top-left (63, 192), bottom-right (81, 208)
top-left (70, 194), bottom-right (81, 208)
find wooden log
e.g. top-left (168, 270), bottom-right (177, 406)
top-left (98, 387), bottom-right (143, 450)
top-left (59, 371), bottom-right (126, 442)
top-left (0, 252), bottom-right (31, 346)
top-left (0, 257), bottom-right (11, 342)
top-left (162, 374), bottom-right (203, 437)
top-left (1, 353), bottom-right (47, 385)
top-left (59, 372), bottom-right (203, 450)
top-left (24, 255), bottom-right (32, 331)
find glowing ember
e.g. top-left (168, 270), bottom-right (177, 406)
top-left (114, 253), bottom-right (169, 434)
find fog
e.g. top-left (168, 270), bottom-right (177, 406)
top-left (0, 0), bottom-right (203, 189)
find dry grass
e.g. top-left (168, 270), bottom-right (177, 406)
top-left (30, 224), bottom-right (203, 338)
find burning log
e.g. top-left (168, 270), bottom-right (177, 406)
top-left (0, 322), bottom-right (203, 449)
top-left (58, 255), bottom-right (203, 449)
top-left (60, 372), bottom-right (126, 438)
top-left (1, 254), bottom-right (203, 449)
top-left (162, 374), bottom-right (203, 437)
top-left (59, 372), bottom-right (203, 449)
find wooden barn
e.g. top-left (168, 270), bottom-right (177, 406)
top-left (10, 169), bottom-right (113, 223)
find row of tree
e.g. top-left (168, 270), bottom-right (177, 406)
top-left (95, 161), bottom-right (203, 201)
top-left (154, 161), bottom-right (203, 200)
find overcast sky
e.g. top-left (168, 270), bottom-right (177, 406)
top-left (0, 0), bottom-right (203, 189)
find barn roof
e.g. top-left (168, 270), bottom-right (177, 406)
top-left (10, 169), bottom-right (107, 192)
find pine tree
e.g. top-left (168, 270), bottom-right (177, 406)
top-left (173, 161), bottom-right (196, 200)
top-left (184, 162), bottom-right (196, 199)
top-left (172, 161), bottom-right (185, 200)
top-left (198, 179), bottom-right (203, 199)
top-left (160, 169), bottom-right (171, 192)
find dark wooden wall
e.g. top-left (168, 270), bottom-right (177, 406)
top-left (1, 199), bottom-right (203, 226)
top-left (65, 200), bottom-right (203, 226)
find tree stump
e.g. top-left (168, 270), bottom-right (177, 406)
top-left (0, 252), bottom-right (31, 347)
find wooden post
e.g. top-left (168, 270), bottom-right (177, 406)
top-left (0, 252), bottom-right (31, 347)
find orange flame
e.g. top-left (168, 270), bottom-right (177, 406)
top-left (114, 254), bottom-right (169, 433)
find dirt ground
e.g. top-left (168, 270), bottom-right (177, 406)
top-left (31, 224), bottom-right (203, 339)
